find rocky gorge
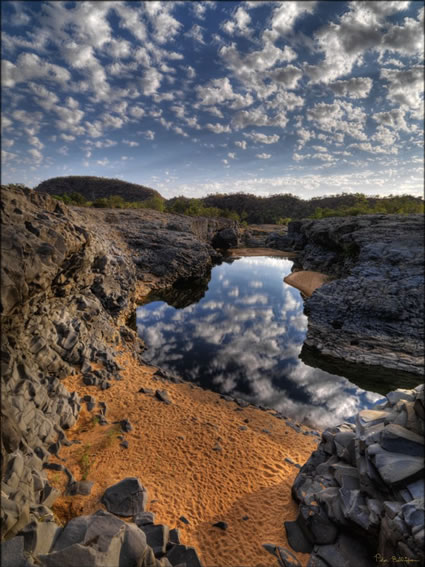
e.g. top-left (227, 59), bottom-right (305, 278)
top-left (1, 184), bottom-right (424, 567)
top-left (267, 215), bottom-right (424, 376)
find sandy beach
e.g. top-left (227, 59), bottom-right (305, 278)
top-left (48, 348), bottom-right (320, 567)
top-left (284, 270), bottom-right (329, 297)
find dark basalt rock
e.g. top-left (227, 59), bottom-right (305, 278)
top-left (211, 227), bottom-right (239, 250)
top-left (289, 385), bottom-right (424, 566)
top-left (101, 477), bottom-right (148, 517)
top-left (276, 215), bottom-right (424, 375)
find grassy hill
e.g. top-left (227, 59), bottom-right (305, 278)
top-left (35, 176), bottom-right (161, 203)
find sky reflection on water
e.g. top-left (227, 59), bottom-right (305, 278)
top-left (137, 257), bottom-right (384, 428)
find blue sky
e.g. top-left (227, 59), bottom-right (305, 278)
top-left (1, 1), bottom-right (424, 198)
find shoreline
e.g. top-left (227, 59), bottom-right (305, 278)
top-left (226, 247), bottom-right (297, 258)
top-left (48, 348), bottom-right (320, 567)
top-left (283, 270), bottom-right (330, 297)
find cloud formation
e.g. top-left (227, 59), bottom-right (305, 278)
top-left (1, 0), bottom-right (423, 196)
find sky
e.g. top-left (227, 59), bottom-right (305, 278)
top-left (1, 1), bottom-right (424, 199)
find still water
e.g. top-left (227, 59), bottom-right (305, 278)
top-left (137, 256), bottom-right (385, 428)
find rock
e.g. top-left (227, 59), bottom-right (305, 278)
top-left (139, 524), bottom-right (169, 557)
top-left (263, 544), bottom-right (302, 567)
top-left (166, 544), bottom-right (203, 567)
top-left (281, 215), bottom-right (424, 375)
top-left (168, 528), bottom-right (180, 546)
top-left (155, 390), bottom-right (172, 404)
top-left (119, 419), bottom-right (133, 433)
top-left (179, 515), bottom-right (190, 525)
top-left (372, 448), bottom-right (424, 485)
top-left (211, 227), bottom-right (239, 250)
top-left (212, 521), bottom-right (228, 531)
top-left (67, 480), bottom-right (94, 496)
top-left (134, 511), bottom-right (155, 527)
top-left (120, 440), bottom-right (129, 449)
top-left (284, 520), bottom-right (313, 553)
top-left (380, 423), bottom-right (424, 457)
top-left (138, 387), bottom-right (154, 395)
top-left (20, 518), bottom-right (62, 556)
top-left (38, 510), bottom-right (145, 567)
top-left (401, 499), bottom-right (424, 530)
top-left (101, 478), bottom-right (148, 517)
top-left (0, 535), bottom-right (27, 567)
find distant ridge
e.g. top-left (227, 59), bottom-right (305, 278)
top-left (35, 175), bottom-right (162, 202)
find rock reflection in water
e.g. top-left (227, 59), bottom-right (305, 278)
top-left (137, 257), bottom-right (384, 428)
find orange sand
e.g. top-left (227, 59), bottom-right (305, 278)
top-left (284, 270), bottom-right (329, 297)
top-left (227, 247), bottom-right (297, 258)
top-left (49, 350), bottom-right (319, 567)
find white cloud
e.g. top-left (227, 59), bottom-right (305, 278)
top-left (196, 77), bottom-right (253, 109)
top-left (2, 149), bottom-right (18, 164)
top-left (256, 153), bottom-right (272, 159)
top-left (307, 100), bottom-right (367, 141)
top-left (222, 6), bottom-right (252, 37)
top-left (329, 77), bottom-right (373, 99)
top-left (244, 132), bottom-right (280, 144)
top-left (270, 65), bottom-right (303, 89)
top-left (380, 66), bottom-right (424, 110)
top-left (186, 65), bottom-right (196, 79)
top-left (305, 1), bottom-right (413, 84)
top-left (235, 140), bottom-right (247, 150)
top-left (2, 53), bottom-right (70, 88)
top-left (206, 123), bottom-right (231, 134)
top-left (185, 24), bottom-right (206, 44)
top-left (232, 105), bottom-right (288, 130)
top-left (140, 67), bottom-right (162, 96)
top-left (381, 7), bottom-right (424, 55)
top-left (122, 139), bottom-right (140, 147)
top-left (28, 148), bottom-right (43, 163)
top-left (228, 152), bottom-right (236, 159)
top-left (269, 1), bottom-right (317, 37)
top-left (142, 130), bottom-right (155, 140)
top-left (372, 108), bottom-right (410, 132)
top-left (129, 106), bottom-right (145, 119)
top-left (60, 134), bottom-right (75, 142)
top-left (113, 2), bottom-right (147, 42)
top-left (144, 2), bottom-right (182, 45)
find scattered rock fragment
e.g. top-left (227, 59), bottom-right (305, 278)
top-left (212, 521), bottom-right (228, 531)
top-left (155, 389), bottom-right (172, 404)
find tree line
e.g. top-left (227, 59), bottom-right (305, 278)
top-left (50, 190), bottom-right (424, 224)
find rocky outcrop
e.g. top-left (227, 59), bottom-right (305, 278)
top-left (269, 215), bottom-right (424, 375)
top-left (287, 384), bottom-right (424, 567)
top-left (0, 185), bottom-right (231, 555)
top-left (211, 226), bottom-right (239, 249)
top-left (1, 492), bottom-right (202, 567)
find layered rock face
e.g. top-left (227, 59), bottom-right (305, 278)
top-left (268, 215), bottom-right (424, 375)
top-left (288, 384), bottom-right (424, 567)
top-left (0, 185), bottom-right (231, 563)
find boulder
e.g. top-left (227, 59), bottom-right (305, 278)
top-left (211, 227), bottom-right (238, 250)
top-left (101, 478), bottom-right (148, 517)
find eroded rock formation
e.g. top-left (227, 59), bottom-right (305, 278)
top-left (1, 185), bottom-right (233, 565)
top-left (287, 384), bottom-right (424, 567)
top-left (268, 215), bottom-right (424, 375)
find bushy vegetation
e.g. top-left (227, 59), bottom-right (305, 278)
top-left (52, 192), bottom-right (243, 220)
top-left (309, 194), bottom-right (424, 218)
top-left (7, 175), bottom-right (422, 224)
top-left (35, 175), bottom-right (160, 202)
top-left (202, 192), bottom-right (424, 223)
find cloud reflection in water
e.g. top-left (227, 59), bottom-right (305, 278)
top-left (137, 257), bottom-right (384, 428)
